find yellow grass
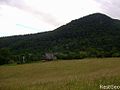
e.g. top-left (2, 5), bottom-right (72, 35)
top-left (0, 58), bottom-right (120, 90)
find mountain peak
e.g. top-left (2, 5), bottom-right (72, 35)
top-left (67, 13), bottom-right (113, 28)
top-left (87, 13), bottom-right (112, 19)
top-left (89, 13), bottom-right (109, 16)
top-left (79, 13), bottom-right (112, 21)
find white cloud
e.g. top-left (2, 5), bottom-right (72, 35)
top-left (0, 0), bottom-right (102, 36)
top-left (94, 0), bottom-right (120, 19)
top-left (25, 0), bottom-right (100, 22)
top-left (0, 5), bottom-right (55, 36)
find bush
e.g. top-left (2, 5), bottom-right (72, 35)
top-left (56, 51), bottom-right (88, 60)
top-left (79, 51), bottom-right (88, 59)
top-left (0, 48), bottom-right (11, 65)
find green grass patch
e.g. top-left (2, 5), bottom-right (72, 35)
top-left (0, 58), bottom-right (120, 90)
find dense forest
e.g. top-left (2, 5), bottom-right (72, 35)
top-left (0, 13), bottom-right (120, 65)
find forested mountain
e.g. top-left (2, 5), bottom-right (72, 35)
top-left (0, 13), bottom-right (120, 64)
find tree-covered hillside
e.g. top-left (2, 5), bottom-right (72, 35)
top-left (0, 13), bottom-right (120, 64)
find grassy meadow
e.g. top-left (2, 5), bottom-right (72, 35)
top-left (0, 58), bottom-right (120, 90)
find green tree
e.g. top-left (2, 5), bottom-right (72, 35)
top-left (0, 48), bottom-right (11, 65)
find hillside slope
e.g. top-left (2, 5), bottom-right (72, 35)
top-left (0, 13), bottom-right (120, 59)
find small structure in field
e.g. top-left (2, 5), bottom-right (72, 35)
top-left (43, 53), bottom-right (57, 61)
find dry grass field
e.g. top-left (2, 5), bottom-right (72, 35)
top-left (0, 58), bottom-right (120, 90)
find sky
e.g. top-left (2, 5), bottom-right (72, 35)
top-left (0, 0), bottom-right (120, 37)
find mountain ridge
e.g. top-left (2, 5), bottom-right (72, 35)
top-left (0, 13), bottom-right (120, 62)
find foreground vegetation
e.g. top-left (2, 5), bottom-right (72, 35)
top-left (0, 58), bottom-right (120, 90)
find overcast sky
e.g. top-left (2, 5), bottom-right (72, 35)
top-left (0, 0), bottom-right (120, 37)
